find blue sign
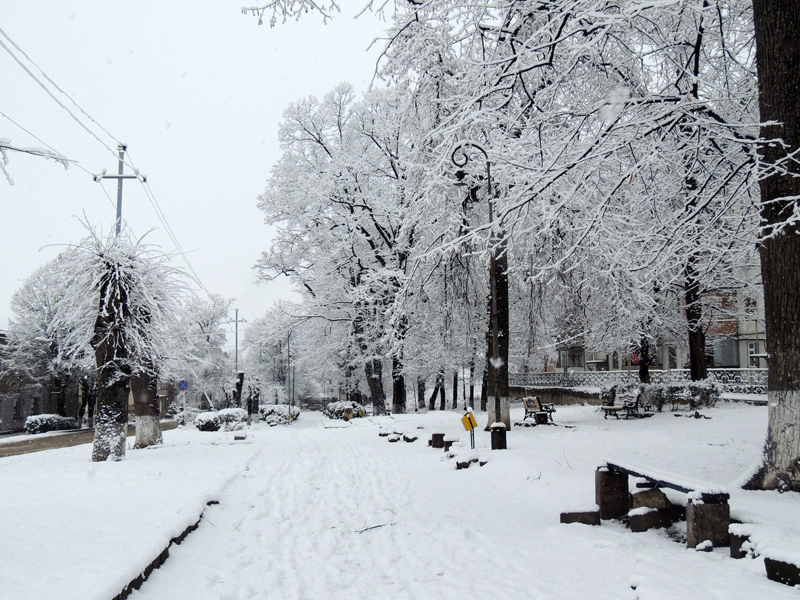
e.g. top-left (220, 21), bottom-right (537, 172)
top-left (177, 380), bottom-right (189, 391)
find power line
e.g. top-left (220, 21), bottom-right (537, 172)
top-left (124, 149), bottom-right (210, 296)
top-left (0, 26), bottom-right (122, 149)
top-left (1, 26), bottom-right (212, 296)
top-left (0, 109), bottom-right (117, 210)
top-left (0, 34), bottom-right (121, 163)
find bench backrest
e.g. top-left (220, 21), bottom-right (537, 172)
top-left (523, 396), bottom-right (541, 411)
top-left (615, 391), bottom-right (640, 407)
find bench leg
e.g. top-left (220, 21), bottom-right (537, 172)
top-left (595, 468), bottom-right (629, 520)
top-left (686, 499), bottom-right (730, 549)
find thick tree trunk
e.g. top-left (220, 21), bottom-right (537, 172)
top-left (638, 337), bottom-right (651, 384)
top-left (364, 358), bottom-right (386, 414)
top-left (78, 378), bottom-right (97, 428)
top-left (248, 387), bottom-right (260, 422)
top-left (132, 372), bottom-right (162, 449)
top-left (452, 371), bottom-right (458, 410)
top-left (685, 263), bottom-right (707, 381)
top-left (233, 372), bottom-right (245, 408)
top-left (416, 376), bottom-right (425, 411)
top-left (750, 0), bottom-right (800, 491)
top-left (391, 356), bottom-right (406, 414)
top-left (480, 365), bottom-right (488, 412)
top-left (438, 369), bottom-right (446, 411)
top-left (53, 376), bottom-right (68, 417)
top-left (469, 357), bottom-right (475, 410)
top-left (486, 244), bottom-right (510, 428)
top-left (429, 368), bottom-right (444, 410)
top-left (92, 380), bottom-right (128, 462)
top-left (91, 274), bottom-right (129, 462)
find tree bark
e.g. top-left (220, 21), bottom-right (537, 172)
top-left (91, 271), bottom-right (129, 462)
top-left (364, 358), bottom-right (386, 415)
top-left (391, 356), bottom-right (406, 414)
top-left (233, 371), bottom-right (245, 408)
top-left (438, 369), bottom-right (446, 411)
top-left (53, 375), bottom-right (68, 417)
top-left (480, 365), bottom-right (488, 412)
top-left (452, 371), bottom-right (458, 410)
top-left (638, 337), bottom-right (651, 384)
top-left (92, 380), bottom-right (128, 462)
top-left (132, 372), bottom-right (162, 449)
top-left (685, 262), bottom-right (707, 381)
top-left (468, 357), bottom-right (475, 410)
top-left (416, 376), bottom-right (425, 411)
top-left (486, 243), bottom-right (510, 428)
top-left (750, 0), bottom-right (800, 490)
top-left (429, 368), bottom-right (444, 410)
top-left (78, 377), bottom-right (97, 428)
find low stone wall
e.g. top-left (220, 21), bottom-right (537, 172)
top-left (509, 386), bottom-right (601, 406)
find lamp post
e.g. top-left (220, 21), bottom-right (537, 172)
top-left (452, 142), bottom-right (507, 449)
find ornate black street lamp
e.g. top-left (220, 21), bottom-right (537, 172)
top-left (452, 142), bottom-right (506, 450)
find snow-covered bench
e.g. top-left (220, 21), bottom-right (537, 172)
top-left (600, 392), bottom-right (642, 419)
top-left (595, 459), bottom-right (730, 548)
top-left (522, 396), bottom-right (555, 424)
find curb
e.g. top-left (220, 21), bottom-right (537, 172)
top-left (112, 499), bottom-right (218, 600)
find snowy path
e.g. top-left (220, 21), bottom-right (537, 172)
top-left (129, 408), bottom-right (798, 600)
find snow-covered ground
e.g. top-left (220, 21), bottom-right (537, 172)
top-left (1, 403), bottom-right (798, 600)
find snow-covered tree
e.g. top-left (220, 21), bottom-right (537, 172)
top-left (170, 294), bottom-right (233, 410)
top-left (2, 250), bottom-right (82, 416)
top-left (256, 84), bottom-right (417, 413)
top-left (56, 229), bottom-right (186, 460)
top-left (747, 0), bottom-right (800, 491)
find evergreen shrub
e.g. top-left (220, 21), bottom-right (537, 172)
top-left (24, 414), bottom-right (79, 434)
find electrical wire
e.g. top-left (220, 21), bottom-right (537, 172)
top-left (0, 109), bottom-right (117, 210)
top-left (126, 149), bottom-right (212, 296)
top-left (0, 33), bottom-right (124, 164)
top-left (1, 26), bottom-right (212, 296)
top-left (0, 26), bottom-right (123, 151)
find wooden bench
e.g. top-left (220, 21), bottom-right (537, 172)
top-left (522, 396), bottom-right (555, 424)
top-left (595, 459), bottom-right (730, 548)
top-left (600, 391), bottom-right (642, 419)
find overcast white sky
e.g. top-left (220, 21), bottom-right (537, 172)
top-left (1, 1), bottom-right (385, 344)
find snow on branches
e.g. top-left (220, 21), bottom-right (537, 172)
top-left (0, 137), bottom-right (69, 185)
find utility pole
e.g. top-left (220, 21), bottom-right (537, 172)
top-left (235, 308), bottom-right (239, 372)
top-left (93, 144), bottom-right (145, 235)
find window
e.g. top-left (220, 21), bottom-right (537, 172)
top-left (748, 341), bottom-right (759, 368)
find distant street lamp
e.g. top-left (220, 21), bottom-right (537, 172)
top-left (451, 142), bottom-right (506, 450)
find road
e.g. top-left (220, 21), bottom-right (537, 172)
top-left (0, 420), bottom-right (179, 458)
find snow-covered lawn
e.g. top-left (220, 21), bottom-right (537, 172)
top-left (1, 403), bottom-right (798, 600)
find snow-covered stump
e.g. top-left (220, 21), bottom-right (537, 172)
top-left (686, 496), bottom-right (730, 549)
top-left (595, 467), bottom-right (629, 520)
top-left (443, 435), bottom-right (459, 452)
